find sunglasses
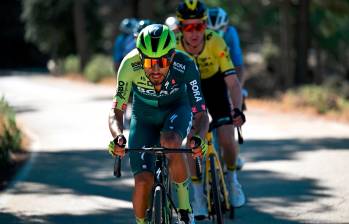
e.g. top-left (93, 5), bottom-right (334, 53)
top-left (142, 56), bottom-right (172, 69)
top-left (180, 23), bottom-right (206, 32)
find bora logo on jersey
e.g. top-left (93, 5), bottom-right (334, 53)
top-left (173, 61), bottom-right (186, 73)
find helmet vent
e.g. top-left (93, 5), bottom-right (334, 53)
top-left (151, 37), bottom-right (160, 53)
top-left (211, 15), bottom-right (217, 26)
top-left (164, 32), bottom-right (171, 50)
top-left (140, 33), bottom-right (146, 49)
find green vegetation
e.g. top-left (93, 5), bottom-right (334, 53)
top-left (83, 55), bottom-right (114, 82)
top-left (285, 84), bottom-right (349, 115)
top-left (0, 97), bottom-right (22, 168)
top-left (63, 55), bottom-right (80, 74)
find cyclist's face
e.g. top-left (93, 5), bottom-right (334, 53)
top-left (180, 19), bottom-right (206, 46)
top-left (143, 53), bottom-right (174, 86)
top-left (144, 65), bottom-right (168, 86)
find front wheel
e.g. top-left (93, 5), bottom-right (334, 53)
top-left (209, 154), bottom-right (224, 224)
top-left (153, 186), bottom-right (163, 224)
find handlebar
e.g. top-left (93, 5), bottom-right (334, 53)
top-left (236, 126), bottom-right (243, 144)
top-left (113, 147), bottom-right (202, 178)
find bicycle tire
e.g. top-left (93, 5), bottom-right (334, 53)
top-left (153, 186), bottom-right (163, 224)
top-left (209, 154), bottom-right (224, 224)
top-left (166, 181), bottom-right (173, 223)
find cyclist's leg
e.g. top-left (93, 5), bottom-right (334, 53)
top-left (216, 124), bottom-right (237, 169)
top-left (128, 116), bottom-right (159, 221)
top-left (161, 104), bottom-right (193, 219)
top-left (133, 172), bottom-right (154, 223)
top-left (202, 73), bottom-right (245, 208)
top-left (216, 125), bottom-right (245, 207)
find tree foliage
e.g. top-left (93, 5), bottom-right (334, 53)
top-left (310, 0), bottom-right (349, 58)
top-left (21, 0), bottom-right (102, 59)
top-left (20, 0), bottom-right (349, 89)
top-left (206, 0), bottom-right (349, 90)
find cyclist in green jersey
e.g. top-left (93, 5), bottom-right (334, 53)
top-left (108, 24), bottom-right (209, 224)
top-left (176, 0), bottom-right (246, 219)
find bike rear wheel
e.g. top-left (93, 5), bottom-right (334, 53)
top-left (209, 154), bottom-right (224, 224)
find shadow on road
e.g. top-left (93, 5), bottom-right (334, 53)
top-left (13, 105), bottom-right (39, 114)
top-left (1, 137), bottom-right (348, 223)
top-left (0, 208), bottom-right (134, 224)
top-left (243, 137), bottom-right (349, 162)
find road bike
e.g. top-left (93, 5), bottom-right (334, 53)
top-left (114, 147), bottom-right (200, 224)
top-left (202, 121), bottom-right (244, 223)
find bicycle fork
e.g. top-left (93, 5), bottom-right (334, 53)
top-left (205, 133), bottom-right (230, 214)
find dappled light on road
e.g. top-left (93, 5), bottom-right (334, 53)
top-left (1, 75), bottom-right (349, 223)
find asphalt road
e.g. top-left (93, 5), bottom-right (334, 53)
top-left (1, 74), bottom-right (349, 224)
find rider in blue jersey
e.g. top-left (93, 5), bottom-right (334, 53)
top-left (207, 7), bottom-right (245, 87)
top-left (113, 18), bottom-right (137, 71)
top-left (224, 27), bottom-right (243, 71)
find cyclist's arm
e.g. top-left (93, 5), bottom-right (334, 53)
top-left (108, 55), bottom-right (133, 138)
top-left (214, 35), bottom-right (243, 110)
top-left (235, 66), bottom-right (244, 87)
top-left (109, 108), bottom-right (124, 138)
top-left (192, 111), bottom-right (209, 139)
top-left (184, 59), bottom-right (209, 139)
top-left (224, 75), bottom-right (242, 110)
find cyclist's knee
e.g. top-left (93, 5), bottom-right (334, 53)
top-left (134, 171), bottom-right (153, 188)
top-left (160, 131), bottom-right (182, 148)
top-left (219, 137), bottom-right (237, 151)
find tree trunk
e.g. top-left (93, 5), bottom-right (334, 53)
top-left (295, 0), bottom-right (310, 85)
top-left (73, 0), bottom-right (89, 72)
top-left (139, 0), bottom-right (155, 19)
top-left (315, 45), bottom-right (324, 84)
top-left (280, 0), bottom-right (293, 88)
top-left (131, 0), bottom-right (139, 18)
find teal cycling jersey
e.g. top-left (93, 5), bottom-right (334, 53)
top-left (112, 48), bottom-right (206, 116)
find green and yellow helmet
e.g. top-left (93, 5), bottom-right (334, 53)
top-left (176, 0), bottom-right (207, 21)
top-left (136, 24), bottom-right (176, 58)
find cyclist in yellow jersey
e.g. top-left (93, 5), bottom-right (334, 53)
top-left (176, 0), bottom-right (246, 220)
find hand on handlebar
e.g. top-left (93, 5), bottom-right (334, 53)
top-left (108, 134), bottom-right (127, 157)
top-left (189, 135), bottom-right (208, 159)
top-left (232, 108), bottom-right (246, 127)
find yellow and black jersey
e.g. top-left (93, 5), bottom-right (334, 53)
top-left (176, 29), bottom-right (236, 80)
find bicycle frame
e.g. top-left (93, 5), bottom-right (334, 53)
top-left (147, 150), bottom-right (175, 224)
top-left (204, 131), bottom-right (231, 221)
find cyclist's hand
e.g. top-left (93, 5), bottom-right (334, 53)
top-left (108, 134), bottom-right (127, 157)
top-left (189, 135), bottom-right (207, 159)
top-left (232, 108), bottom-right (246, 127)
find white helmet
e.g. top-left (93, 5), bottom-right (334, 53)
top-left (165, 16), bottom-right (179, 31)
top-left (207, 7), bottom-right (229, 34)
